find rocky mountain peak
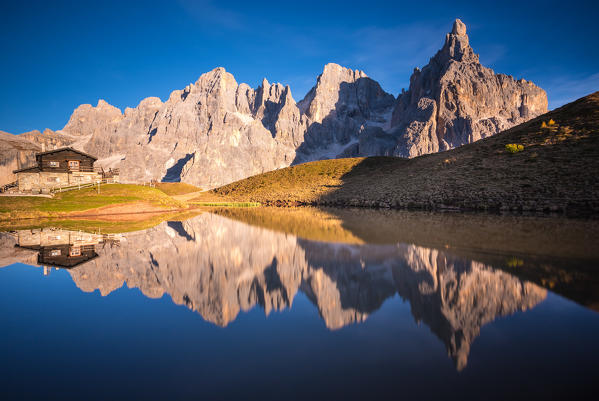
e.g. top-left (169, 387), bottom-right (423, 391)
top-left (451, 18), bottom-right (467, 35)
top-left (63, 99), bottom-right (123, 138)
top-left (388, 18), bottom-right (547, 158)
top-left (437, 18), bottom-right (478, 64)
top-left (194, 66), bottom-right (236, 88)
top-left (321, 62), bottom-right (368, 81)
top-left (97, 99), bottom-right (115, 109)
top-left (298, 62), bottom-right (392, 124)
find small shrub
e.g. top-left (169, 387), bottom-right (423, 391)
top-left (548, 119), bottom-right (556, 126)
top-left (505, 143), bottom-right (524, 153)
top-left (506, 257), bottom-right (524, 268)
top-left (541, 121), bottom-right (548, 128)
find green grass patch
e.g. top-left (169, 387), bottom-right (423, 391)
top-left (0, 184), bottom-right (184, 220)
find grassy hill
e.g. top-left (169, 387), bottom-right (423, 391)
top-left (0, 184), bottom-right (185, 220)
top-left (194, 92), bottom-right (599, 215)
top-left (154, 182), bottom-right (202, 196)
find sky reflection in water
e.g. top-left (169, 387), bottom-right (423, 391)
top-left (1, 209), bottom-right (598, 400)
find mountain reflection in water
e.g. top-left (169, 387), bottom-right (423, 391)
top-left (1, 211), bottom-right (564, 371)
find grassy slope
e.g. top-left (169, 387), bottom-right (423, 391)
top-left (155, 182), bottom-right (202, 196)
top-left (0, 184), bottom-right (184, 220)
top-left (194, 92), bottom-right (599, 214)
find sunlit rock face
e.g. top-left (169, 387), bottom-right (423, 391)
top-left (116, 69), bottom-right (305, 188)
top-left (1, 20), bottom-right (546, 189)
top-left (388, 19), bottom-right (547, 157)
top-left (6, 213), bottom-right (545, 369)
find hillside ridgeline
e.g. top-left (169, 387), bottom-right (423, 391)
top-left (194, 92), bottom-right (599, 215)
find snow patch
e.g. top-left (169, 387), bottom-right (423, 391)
top-left (165, 157), bottom-right (175, 169)
top-left (165, 226), bottom-right (176, 239)
top-left (232, 112), bottom-right (255, 125)
top-left (96, 154), bottom-right (125, 169)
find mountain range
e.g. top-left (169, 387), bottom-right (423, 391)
top-left (0, 19), bottom-right (547, 188)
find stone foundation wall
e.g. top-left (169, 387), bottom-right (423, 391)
top-left (16, 171), bottom-right (101, 193)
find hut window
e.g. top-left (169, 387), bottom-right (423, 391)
top-left (49, 161), bottom-right (59, 167)
top-left (47, 176), bottom-right (59, 182)
top-left (68, 160), bottom-right (80, 169)
top-left (69, 247), bottom-right (81, 257)
top-left (50, 249), bottom-right (61, 256)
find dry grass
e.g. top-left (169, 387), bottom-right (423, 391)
top-left (193, 91), bottom-right (599, 215)
top-left (155, 182), bottom-right (202, 196)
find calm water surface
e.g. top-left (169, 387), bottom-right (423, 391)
top-left (1, 208), bottom-right (598, 400)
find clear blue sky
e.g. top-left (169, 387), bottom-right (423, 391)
top-left (1, 0), bottom-right (598, 134)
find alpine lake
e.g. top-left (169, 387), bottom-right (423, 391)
top-left (1, 207), bottom-right (598, 400)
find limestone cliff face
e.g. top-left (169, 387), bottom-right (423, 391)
top-left (63, 99), bottom-right (124, 143)
top-left (84, 97), bottom-right (163, 167)
top-left (114, 68), bottom-right (304, 187)
top-left (0, 130), bottom-right (41, 186)
top-left (296, 63), bottom-right (395, 161)
top-left (388, 19), bottom-right (547, 157)
top-left (19, 128), bottom-right (75, 150)
top-left (2, 213), bottom-right (546, 369)
top-left (1, 19), bottom-right (547, 188)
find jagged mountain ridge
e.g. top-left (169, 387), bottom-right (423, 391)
top-left (0, 19), bottom-right (547, 188)
top-left (387, 19), bottom-right (547, 157)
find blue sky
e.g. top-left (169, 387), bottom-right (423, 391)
top-left (1, 0), bottom-right (598, 134)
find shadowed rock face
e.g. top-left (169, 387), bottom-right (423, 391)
top-left (0, 213), bottom-right (546, 369)
top-left (1, 20), bottom-right (546, 189)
